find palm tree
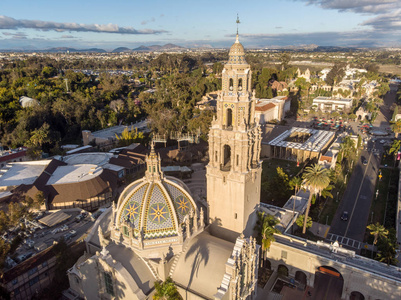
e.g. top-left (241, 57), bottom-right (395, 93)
top-left (302, 164), bottom-right (330, 234)
top-left (367, 223), bottom-right (389, 245)
top-left (389, 140), bottom-right (401, 155)
top-left (289, 177), bottom-right (303, 228)
top-left (153, 277), bottom-right (182, 300)
top-left (340, 135), bottom-right (356, 161)
top-left (376, 241), bottom-right (398, 266)
top-left (255, 212), bottom-right (280, 254)
top-left (296, 214), bottom-right (312, 230)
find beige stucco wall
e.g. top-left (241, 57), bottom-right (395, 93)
top-left (266, 237), bottom-right (401, 300)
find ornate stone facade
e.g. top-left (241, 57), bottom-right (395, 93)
top-left (207, 34), bottom-right (262, 235)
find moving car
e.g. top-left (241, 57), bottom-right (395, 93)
top-left (341, 211), bottom-right (349, 221)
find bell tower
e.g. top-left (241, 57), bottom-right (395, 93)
top-left (206, 28), bottom-right (262, 236)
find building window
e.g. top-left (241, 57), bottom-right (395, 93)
top-left (123, 226), bottom-right (129, 237)
top-left (103, 272), bottom-right (114, 296)
top-left (29, 276), bottom-right (39, 287)
top-left (281, 250), bottom-right (287, 260)
top-left (234, 213), bottom-right (237, 219)
top-left (223, 145), bottom-right (231, 168)
top-left (226, 108), bottom-right (233, 127)
top-left (28, 267), bottom-right (38, 276)
top-left (238, 78), bottom-right (243, 90)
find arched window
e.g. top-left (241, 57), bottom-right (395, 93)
top-left (229, 78), bottom-right (233, 90)
top-left (223, 145), bottom-right (231, 170)
top-left (238, 78), bottom-right (243, 91)
top-left (227, 108), bottom-right (233, 127)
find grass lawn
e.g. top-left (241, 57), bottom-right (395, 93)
top-left (368, 168), bottom-right (391, 225)
top-left (381, 148), bottom-right (396, 167)
top-left (365, 167), bottom-right (399, 242)
top-left (316, 182), bottom-right (346, 225)
top-left (260, 158), bottom-right (304, 207)
top-left (261, 158), bottom-right (303, 181)
top-left (314, 159), bottom-right (352, 225)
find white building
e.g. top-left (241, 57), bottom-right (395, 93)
top-left (312, 96), bottom-right (352, 112)
top-left (255, 96), bottom-right (291, 124)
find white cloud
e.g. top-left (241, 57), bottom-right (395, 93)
top-left (301, 0), bottom-right (399, 14)
top-left (0, 15), bottom-right (167, 35)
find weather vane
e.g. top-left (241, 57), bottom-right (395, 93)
top-left (236, 14), bottom-right (240, 35)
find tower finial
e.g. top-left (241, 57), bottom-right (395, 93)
top-left (236, 14), bottom-right (240, 37)
top-left (150, 139), bottom-right (155, 153)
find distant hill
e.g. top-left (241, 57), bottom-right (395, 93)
top-left (133, 44), bottom-right (184, 51)
top-left (111, 47), bottom-right (132, 53)
top-left (44, 47), bottom-right (107, 53)
top-left (313, 46), bottom-right (360, 52)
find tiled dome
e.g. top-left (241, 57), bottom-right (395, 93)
top-left (115, 146), bottom-right (196, 240)
top-left (228, 34), bottom-right (247, 64)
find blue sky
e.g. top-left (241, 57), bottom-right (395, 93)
top-left (1, 0), bottom-right (400, 50)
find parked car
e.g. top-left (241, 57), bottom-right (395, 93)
top-left (63, 233), bottom-right (73, 241)
top-left (341, 211), bottom-right (349, 221)
top-left (75, 215), bottom-right (84, 222)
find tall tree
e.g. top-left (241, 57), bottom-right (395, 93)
top-left (289, 176), bottom-right (303, 221)
top-left (296, 214), bottom-right (312, 230)
top-left (325, 62), bottom-right (346, 87)
top-left (302, 164), bottom-right (330, 234)
top-left (255, 212), bottom-right (280, 254)
top-left (389, 140), bottom-right (401, 156)
top-left (153, 277), bottom-right (182, 300)
top-left (367, 222), bottom-right (389, 245)
top-left (392, 105), bottom-right (398, 122)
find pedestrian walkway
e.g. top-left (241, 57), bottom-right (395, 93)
top-left (326, 233), bottom-right (361, 250)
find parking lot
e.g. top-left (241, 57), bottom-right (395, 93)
top-left (3, 209), bottom-right (96, 267)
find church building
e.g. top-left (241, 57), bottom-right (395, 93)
top-left (67, 32), bottom-right (262, 300)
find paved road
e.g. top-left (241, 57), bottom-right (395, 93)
top-left (328, 85), bottom-right (397, 246)
top-left (329, 146), bottom-right (381, 243)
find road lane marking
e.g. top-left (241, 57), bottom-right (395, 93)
top-left (344, 151), bottom-right (373, 237)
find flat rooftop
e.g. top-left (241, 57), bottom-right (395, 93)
top-left (63, 152), bottom-right (113, 166)
top-left (267, 127), bottom-right (335, 152)
top-left (46, 164), bottom-right (103, 185)
top-left (313, 96), bottom-right (352, 103)
top-left (90, 120), bottom-right (148, 139)
top-left (276, 234), bottom-right (401, 284)
top-left (0, 161), bottom-right (50, 188)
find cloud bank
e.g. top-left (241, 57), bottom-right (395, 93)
top-left (0, 15), bottom-right (167, 34)
top-left (299, 0), bottom-right (401, 31)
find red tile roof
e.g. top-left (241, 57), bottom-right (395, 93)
top-left (255, 103), bottom-right (276, 112)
